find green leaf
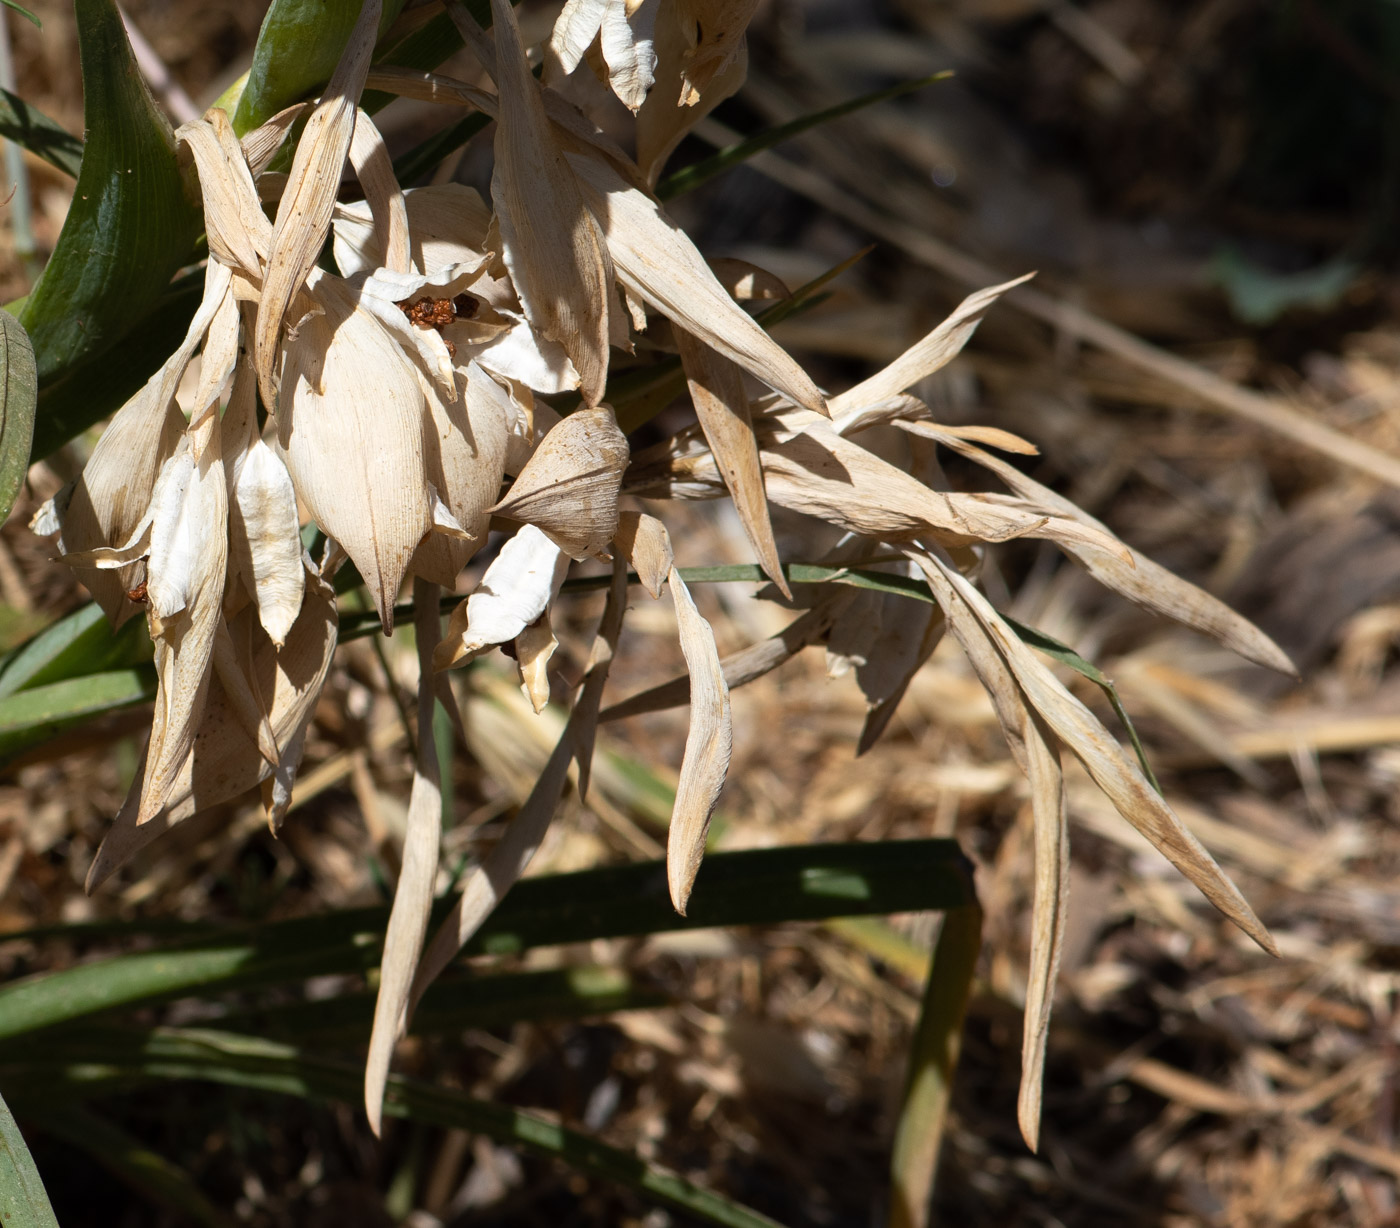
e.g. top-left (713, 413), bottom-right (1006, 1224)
top-left (18, 0), bottom-right (201, 391)
top-left (657, 72), bottom-right (953, 201)
top-left (0, 1087), bottom-right (59, 1228)
top-left (29, 269), bottom-right (203, 461)
top-left (25, 1103), bottom-right (232, 1228)
top-left (0, 603), bottom-right (152, 700)
top-left (0, 840), bottom-right (973, 1039)
top-left (0, 310), bottom-right (36, 527)
top-left (890, 904), bottom-right (981, 1224)
top-left (6, 1027), bottom-right (786, 1228)
top-left (231, 0), bottom-right (407, 134)
top-left (0, 668), bottom-right (156, 762)
top-left (0, 0), bottom-right (40, 28)
top-left (221, 964), bottom-right (666, 1042)
top-left (0, 89), bottom-right (80, 177)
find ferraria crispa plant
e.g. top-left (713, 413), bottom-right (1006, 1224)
top-left (24, 0), bottom-right (1295, 1154)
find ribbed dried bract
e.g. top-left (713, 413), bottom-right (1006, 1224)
top-left (490, 406), bottom-right (628, 560)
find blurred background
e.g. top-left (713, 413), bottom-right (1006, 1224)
top-left (4, 1), bottom-right (1400, 1224)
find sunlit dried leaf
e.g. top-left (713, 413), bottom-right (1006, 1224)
top-left (674, 0), bottom-right (757, 101)
top-left (490, 0), bottom-right (612, 406)
top-left (434, 524), bottom-right (570, 671)
top-left (615, 508), bottom-right (673, 597)
top-left (924, 428), bottom-right (1296, 674)
top-left (254, 0), bottom-right (381, 410)
top-left (911, 549), bottom-right (1277, 956)
top-left (565, 151), bottom-right (826, 413)
top-left (666, 563), bottom-right (732, 913)
top-left (347, 108), bottom-right (409, 276)
top-left (408, 555), bottom-right (629, 1017)
top-left (516, 612), bottom-right (559, 714)
top-left (676, 326), bottom-right (787, 596)
top-left (490, 405), bottom-right (628, 559)
top-left (178, 111), bottom-right (269, 274)
top-left (276, 272), bottom-right (431, 630)
top-left (829, 275), bottom-right (1035, 417)
top-left (86, 573), bottom-right (336, 889)
top-left (366, 578), bottom-right (445, 1136)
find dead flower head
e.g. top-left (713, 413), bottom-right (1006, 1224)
top-left (30, 0), bottom-right (1298, 1151)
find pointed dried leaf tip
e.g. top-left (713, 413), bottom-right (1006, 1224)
top-left (666, 564), bottom-right (732, 914)
top-left (913, 550), bottom-right (1278, 957)
top-left (366, 579), bottom-right (445, 1136)
top-left (490, 406), bottom-right (628, 560)
top-left (830, 275), bottom-right (1035, 417)
top-left (615, 509), bottom-right (673, 598)
top-left (566, 151), bottom-right (826, 414)
top-left (490, 0), bottom-right (612, 405)
top-left (254, 0), bottom-right (382, 410)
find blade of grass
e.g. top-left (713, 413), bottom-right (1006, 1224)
top-left (5, 1027), bottom-right (786, 1228)
top-left (0, 840), bottom-right (973, 1040)
top-left (0, 668), bottom-right (155, 761)
top-left (0, 308), bottom-right (35, 527)
top-left (220, 965), bottom-right (666, 1042)
top-left (0, 89), bottom-right (79, 177)
top-left (0, 602), bottom-right (152, 699)
top-left (657, 73), bottom-right (952, 201)
top-left (888, 903), bottom-right (982, 1228)
top-left (0, 1087), bottom-right (59, 1228)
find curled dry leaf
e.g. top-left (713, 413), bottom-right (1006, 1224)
top-left (676, 326), bottom-right (788, 597)
top-left (565, 151), bottom-right (827, 414)
top-left (516, 613), bottom-right (559, 714)
top-left (490, 405), bottom-right (628, 560)
top-left (254, 0), bottom-right (381, 409)
top-left (489, 0), bottom-right (611, 405)
top-left (674, 0), bottom-right (759, 102)
top-left (434, 524), bottom-right (570, 671)
top-left (666, 564), bottom-right (732, 914)
top-left (86, 570), bottom-right (338, 890)
top-left (615, 508), bottom-right (674, 598)
top-left (366, 579), bottom-right (445, 1136)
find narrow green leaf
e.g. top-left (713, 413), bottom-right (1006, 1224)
top-left (0, 667), bottom-right (156, 761)
top-left (7, 1027), bottom-right (786, 1228)
top-left (18, 0), bottom-right (201, 389)
top-left (391, 112), bottom-right (490, 186)
top-left (0, 603), bottom-right (152, 699)
top-left (0, 0), bottom-right (40, 28)
top-left (0, 89), bottom-right (80, 177)
top-left (26, 1103), bottom-right (232, 1228)
top-left (0, 841), bottom-right (973, 1039)
top-left (657, 72), bottom-right (953, 201)
top-left (29, 267), bottom-right (204, 461)
top-left (0, 1087), bottom-right (59, 1228)
top-left (231, 0), bottom-right (407, 134)
top-left (1002, 615), bottom-right (1161, 792)
top-left (889, 904), bottom-right (981, 1228)
top-left (0, 310), bottom-right (36, 527)
top-left (221, 965), bottom-right (665, 1042)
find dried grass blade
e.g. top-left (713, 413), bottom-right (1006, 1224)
top-left (676, 327), bottom-right (788, 597)
top-left (253, 0), bottom-right (381, 409)
top-left (407, 555), bottom-right (630, 1016)
top-left (913, 550), bottom-right (1277, 956)
top-left (830, 276), bottom-right (1033, 417)
top-left (666, 564), bottom-right (732, 913)
top-left (921, 428), bottom-right (1295, 674)
top-left (365, 578), bottom-right (445, 1136)
top-left (1017, 709), bottom-right (1066, 1153)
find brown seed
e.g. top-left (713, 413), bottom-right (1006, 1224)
top-left (126, 580), bottom-right (148, 604)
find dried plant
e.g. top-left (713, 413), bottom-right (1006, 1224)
top-left (0, 0), bottom-right (1304, 1220)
